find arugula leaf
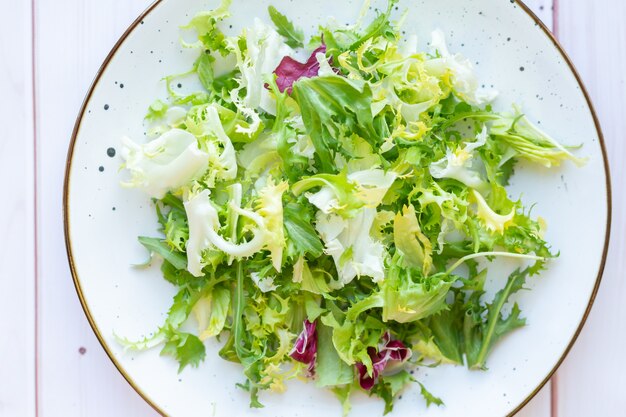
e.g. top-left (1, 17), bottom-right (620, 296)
top-left (373, 370), bottom-right (413, 415)
top-left (161, 260), bottom-right (205, 289)
top-left (224, 262), bottom-right (266, 408)
top-left (268, 6), bottom-right (305, 48)
top-left (292, 75), bottom-right (379, 172)
top-left (418, 382), bottom-right (444, 407)
top-left (138, 236), bottom-right (187, 270)
top-left (465, 268), bottom-right (529, 369)
top-left (349, 0), bottom-right (399, 50)
top-left (283, 203), bottom-right (324, 258)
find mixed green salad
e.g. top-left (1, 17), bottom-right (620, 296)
top-left (118, 0), bottom-right (584, 413)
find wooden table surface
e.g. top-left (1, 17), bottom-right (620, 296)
top-left (2, 0), bottom-right (623, 415)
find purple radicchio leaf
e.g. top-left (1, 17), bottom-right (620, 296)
top-left (356, 332), bottom-right (412, 390)
top-left (273, 45), bottom-right (329, 94)
top-left (290, 320), bottom-right (318, 375)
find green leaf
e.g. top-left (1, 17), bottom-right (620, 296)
top-left (490, 107), bottom-right (586, 168)
top-left (195, 53), bottom-right (215, 92)
top-left (380, 265), bottom-right (453, 323)
top-left (291, 171), bottom-right (365, 218)
top-left (266, 77), bottom-right (311, 182)
top-left (384, 370), bottom-right (413, 397)
top-left (292, 75), bottom-right (379, 172)
top-left (145, 99), bottom-right (168, 121)
top-left (372, 370), bottom-right (413, 415)
top-left (138, 236), bottom-right (187, 270)
top-left (283, 203), bottom-right (324, 258)
top-left (161, 332), bottom-right (206, 373)
top-left (161, 260), bottom-right (205, 289)
top-left (268, 6), bottom-right (304, 48)
top-left (466, 268), bottom-right (529, 369)
top-left (297, 258), bottom-right (333, 295)
top-left (393, 205), bottom-right (433, 275)
top-left (316, 323), bottom-right (354, 387)
top-left (331, 384), bottom-right (353, 417)
top-left (221, 262), bottom-right (266, 408)
top-left (349, 0), bottom-right (399, 50)
top-left (322, 312), bottom-right (384, 368)
top-left (182, 0), bottom-right (232, 54)
top-left (304, 294), bottom-right (326, 321)
top-left (194, 286), bottom-right (231, 339)
top-left (418, 381), bottom-right (444, 407)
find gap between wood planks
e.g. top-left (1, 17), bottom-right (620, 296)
top-left (32, 0), bottom-right (40, 411)
top-left (550, 2), bottom-right (559, 414)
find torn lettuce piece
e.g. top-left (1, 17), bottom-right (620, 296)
top-left (250, 272), bottom-right (279, 293)
top-left (393, 205), bottom-right (433, 275)
top-left (121, 129), bottom-right (210, 199)
top-left (426, 29), bottom-right (498, 106)
top-left (255, 178), bottom-right (289, 271)
top-left (429, 125), bottom-right (489, 190)
top-left (274, 45), bottom-right (329, 94)
top-left (181, 0), bottom-right (232, 53)
top-left (299, 169), bottom-right (397, 285)
top-left (293, 169), bottom-right (396, 217)
top-left (184, 189), bottom-right (266, 276)
top-left (470, 189), bottom-right (515, 234)
top-left (346, 263), bottom-right (454, 324)
top-left (230, 19), bottom-right (294, 115)
top-left (193, 286), bottom-right (231, 340)
top-left (316, 207), bottom-right (387, 285)
top-left (490, 107), bottom-right (588, 167)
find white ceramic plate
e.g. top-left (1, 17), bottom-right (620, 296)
top-left (64, 0), bottom-right (610, 416)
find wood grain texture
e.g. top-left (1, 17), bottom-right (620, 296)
top-left (553, 0), bottom-right (626, 415)
top-left (0, 0), bottom-right (36, 416)
top-left (30, 1), bottom-right (554, 416)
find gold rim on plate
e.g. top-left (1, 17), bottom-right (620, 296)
top-left (63, 1), bottom-right (612, 415)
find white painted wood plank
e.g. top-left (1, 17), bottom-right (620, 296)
top-left (0, 0), bottom-right (36, 415)
top-left (553, 0), bottom-right (626, 416)
top-left (33, 0), bottom-right (554, 416)
top-left (35, 1), bottom-right (158, 416)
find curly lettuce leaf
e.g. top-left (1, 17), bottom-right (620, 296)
top-left (490, 107), bottom-right (587, 167)
top-left (121, 129), bottom-right (210, 199)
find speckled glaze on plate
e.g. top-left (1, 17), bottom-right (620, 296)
top-left (64, 0), bottom-right (610, 416)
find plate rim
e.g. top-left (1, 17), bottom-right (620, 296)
top-left (62, 1), bottom-right (613, 415)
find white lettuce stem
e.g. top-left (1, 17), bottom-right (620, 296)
top-left (445, 251), bottom-right (545, 276)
